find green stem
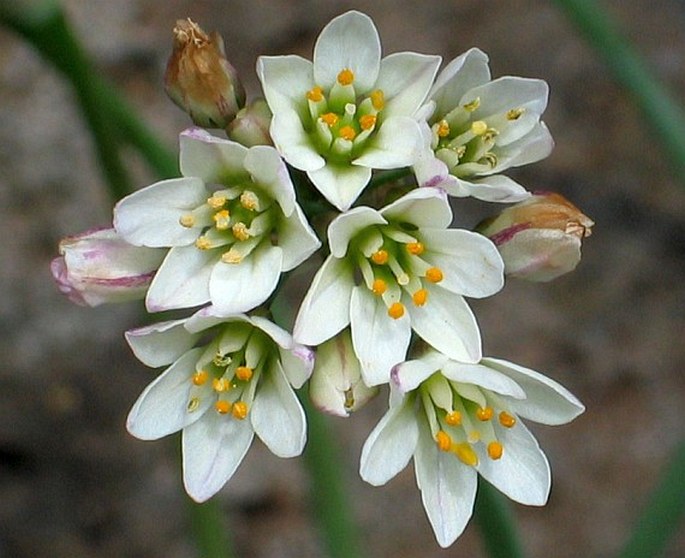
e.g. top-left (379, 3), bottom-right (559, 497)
top-left (618, 438), bottom-right (685, 558)
top-left (186, 497), bottom-right (234, 558)
top-left (474, 480), bottom-right (526, 558)
top-left (553, 0), bottom-right (685, 180)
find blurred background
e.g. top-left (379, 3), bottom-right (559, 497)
top-left (0, 0), bottom-right (683, 556)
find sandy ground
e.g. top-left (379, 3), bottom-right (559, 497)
top-left (0, 1), bottom-right (684, 557)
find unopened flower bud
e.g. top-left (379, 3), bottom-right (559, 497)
top-left (165, 18), bottom-right (246, 128)
top-left (310, 330), bottom-right (378, 417)
top-left (226, 99), bottom-right (273, 146)
top-left (478, 192), bottom-right (594, 282)
top-left (51, 227), bottom-right (165, 306)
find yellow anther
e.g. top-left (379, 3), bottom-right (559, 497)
top-left (487, 441), bottom-right (504, 460)
top-left (207, 194), bottom-right (227, 209)
top-left (471, 120), bottom-right (488, 136)
top-left (371, 249), bottom-right (389, 265)
top-left (506, 107), bottom-right (525, 120)
top-left (499, 411), bottom-right (517, 428)
top-left (359, 114), bottom-right (377, 131)
top-left (425, 267), bottom-right (443, 283)
top-left (437, 120), bottom-right (450, 138)
top-left (468, 430), bottom-right (481, 443)
top-left (187, 397), bottom-right (200, 413)
top-left (213, 209), bottom-right (231, 230)
top-left (445, 411), bottom-right (462, 426)
top-left (232, 400), bottom-right (249, 420)
top-left (240, 190), bottom-right (259, 211)
top-left (388, 302), bottom-right (405, 319)
top-left (320, 112), bottom-right (339, 127)
top-left (476, 406), bottom-right (494, 421)
top-left (212, 377), bottom-right (231, 392)
top-left (412, 288), bottom-right (428, 306)
top-left (453, 442), bottom-right (479, 467)
top-left (235, 366), bottom-right (253, 381)
top-left (406, 241), bottom-right (424, 255)
top-left (215, 400), bottom-right (232, 415)
top-left (232, 222), bottom-right (250, 241)
top-left (482, 152), bottom-right (498, 168)
top-left (195, 236), bottom-right (211, 250)
top-left (482, 128), bottom-right (499, 142)
top-left (337, 68), bottom-right (355, 86)
top-left (306, 86), bottom-right (324, 102)
top-left (370, 89), bottom-right (385, 110)
top-left (463, 97), bottom-right (481, 112)
top-left (213, 352), bottom-right (232, 367)
top-left (192, 370), bottom-right (209, 386)
top-left (179, 214), bottom-right (195, 228)
top-left (338, 125), bottom-right (356, 141)
top-left (436, 430), bottom-right (452, 452)
top-left (371, 278), bottom-right (387, 295)
top-left (221, 249), bottom-right (242, 264)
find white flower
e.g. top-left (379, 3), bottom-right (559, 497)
top-left (113, 127), bottom-right (320, 314)
top-left (414, 48), bottom-right (554, 203)
top-left (257, 10), bottom-right (441, 210)
top-left (125, 307), bottom-right (314, 502)
top-left (360, 351), bottom-right (584, 547)
top-left (294, 187), bottom-right (504, 386)
top-left (51, 227), bottom-right (165, 306)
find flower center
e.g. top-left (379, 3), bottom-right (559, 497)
top-left (305, 68), bottom-right (386, 162)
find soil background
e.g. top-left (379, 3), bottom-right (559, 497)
top-left (1, 1), bottom-right (684, 557)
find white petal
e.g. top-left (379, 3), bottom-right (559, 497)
top-left (209, 244), bottom-right (283, 314)
top-left (482, 358), bottom-right (585, 425)
top-left (413, 149), bottom-right (459, 190)
top-left (251, 362), bottom-right (306, 457)
top-left (113, 178), bottom-right (205, 247)
top-left (307, 163), bottom-right (372, 212)
top-left (182, 412), bottom-right (254, 502)
top-left (350, 286), bottom-right (411, 386)
top-left (145, 245), bottom-right (215, 311)
top-left (293, 256), bottom-right (353, 346)
top-left (184, 308), bottom-right (248, 334)
top-left (495, 122), bottom-right (554, 170)
top-left (270, 110), bottom-right (325, 171)
top-left (391, 354), bottom-right (447, 393)
top-left (476, 420), bottom-right (550, 506)
top-left (380, 187), bottom-right (452, 230)
top-left (126, 348), bottom-right (208, 440)
top-left (125, 319), bottom-right (199, 368)
top-left (277, 203), bottom-right (322, 271)
top-left (256, 55), bottom-right (314, 115)
top-left (440, 362), bottom-right (526, 399)
top-left (328, 206), bottom-right (386, 258)
top-left (454, 175), bottom-right (531, 203)
top-left (243, 145), bottom-right (296, 216)
top-left (353, 116), bottom-right (422, 170)
top-left (279, 344), bottom-right (315, 389)
top-left (377, 52), bottom-right (442, 117)
top-left (409, 288), bottom-right (481, 363)
top-left (419, 229), bottom-right (504, 298)
top-left (313, 11), bottom-right (380, 91)
top-left (179, 128), bottom-right (250, 184)
top-left (415, 419), bottom-right (477, 548)
top-left (465, 76), bottom-right (549, 120)
top-left (250, 316), bottom-right (293, 349)
top-left (360, 396), bottom-right (419, 485)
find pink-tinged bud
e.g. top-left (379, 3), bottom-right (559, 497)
top-left (165, 18), bottom-right (246, 129)
top-left (478, 192), bottom-right (594, 282)
top-left (226, 99), bottom-right (273, 146)
top-left (51, 228), bottom-right (165, 306)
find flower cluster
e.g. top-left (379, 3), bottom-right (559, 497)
top-left (51, 11), bottom-right (592, 548)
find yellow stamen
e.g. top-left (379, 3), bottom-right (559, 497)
top-left (463, 97), bottom-right (480, 112)
top-left (192, 370), bottom-right (209, 386)
top-left (476, 406), bottom-right (494, 421)
top-left (445, 411), bottom-right (462, 426)
top-left (436, 430), bottom-right (452, 452)
top-left (235, 366), bottom-right (253, 381)
top-left (337, 68), bottom-right (355, 86)
top-left (338, 125), bottom-right (356, 141)
top-left (499, 411), bottom-right (517, 428)
top-left (320, 112), bottom-right (339, 127)
top-left (187, 397), bottom-right (200, 412)
top-left (406, 241), bottom-right (424, 255)
top-left (179, 214), bottom-right (195, 228)
top-left (487, 441), bottom-right (504, 460)
top-left (412, 289), bottom-right (428, 306)
top-left (370, 89), bottom-right (385, 110)
top-left (371, 278), bottom-right (387, 295)
top-left (425, 267), bottom-right (443, 283)
top-left (207, 194), bottom-right (227, 209)
top-left (195, 236), bottom-right (211, 250)
top-left (437, 120), bottom-right (450, 138)
top-left (213, 352), bottom-right (231, 367)
top-left (371, 249), bottom-right (389, 265)
top-left (212, 377), bottom-right (231, 392)
top-left (359, 114), bottom-right (377, 130)
top-left (471, 120), bottom-right (488, 136)
top-left (232, 400), bottom-right (248, 420)
top-left (306, 86), bottom-right (324, 102)
top-left (221, 249), bottom-right (242, 264)
top-left (453, 442), bottom-right (479, 467)
top-left (388, 302), bottom-right (405, 319)
top-left (213, 209), bottom-right (230, 230)
top-left (240, 190), bottom-right (259, 211)
top-left (506, 107), bottom-right (525, 120)
top-left (215, 400), bottom-right (232, 414)
top-left (232, 222), bottom-right (250, 241)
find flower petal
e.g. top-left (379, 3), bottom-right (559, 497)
top-left (256, 54), bottom-right (313, 116)
top-left (328, 206), bottom-right (386, 258)
top-left (464, 76), bottom-right (549, 120)
top-left (377, 52), bottom-right (441, 118)
top-left (276, 203), bottom-right (322, 271)
top-left (495, 121), bottom-right (554, 170)
top-left (391, 352), bottom-right (449, 393)
top-left (270, 110), bottom-right (326, 171)
top-left (454, 175), bottom-right (531, 203)
top-left (380, 187), bottom-right (452, 230)
top-left (353, 116), bottom-right (422, 170)
top-left (179, 128), bottom-right (250, 184)
top-left (125, 319), bottom-right (199, 368)
top-left (278, 344), bottom-right (315, 389)
top-left (307, 163), bottom-right (372, 211)
top-left (243, 144), bottom-right (296, 216)
top-left (440, 362), bottom-right (526, 399)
